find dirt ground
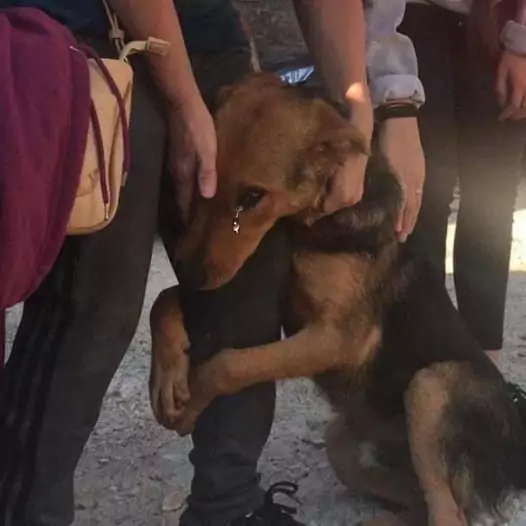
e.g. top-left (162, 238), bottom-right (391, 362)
top-left (5, 1), bottom-right (526, 525)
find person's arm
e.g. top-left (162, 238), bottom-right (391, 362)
top-left (364, 0), bottom-right (424, 109)
top-left (499, 0), bottom-right (526, 51)
top-left (107, 0), bottom-right (218, 215)
top-left (293, 0), bottom-right (372, 214)
top-left (293, 0), bottom-right (373, 140)
top-left (294, 0), bottom-right (425, 239)
top-left (108, 0), bottom-right (200, 111)
top-left (516, 0), bottom-right (526, 25)
top-left (364, 0), bottom-right (426, 241)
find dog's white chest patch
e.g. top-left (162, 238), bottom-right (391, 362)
top-left (357, 441), bottom-right (380, 469)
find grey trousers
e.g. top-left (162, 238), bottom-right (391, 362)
top-left (0, 38), bottom-right (290, 526)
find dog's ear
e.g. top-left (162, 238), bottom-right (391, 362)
top-left (297, 122), bottom-right (369, 205)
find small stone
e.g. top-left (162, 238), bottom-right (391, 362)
top-left (162, 490), bottom-right (187, 513)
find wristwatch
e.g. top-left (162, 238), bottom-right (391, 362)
top-left (374, 102), bottom-right (419, 123)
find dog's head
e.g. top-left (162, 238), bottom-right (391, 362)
top-left (177, 73), bottom-right (368, 290)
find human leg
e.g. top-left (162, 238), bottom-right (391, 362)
top-left (157, 44), bottom-right (295, 525)
top-left (454, 35), bottom-right (524, 353)
top-left (400, 5), bottom-right (460, 277)
top-left (0, 49), bottom-right (167, 526)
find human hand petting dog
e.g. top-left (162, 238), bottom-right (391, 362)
top-left (378, 117), bottom-right (426, 242)
top-left (318, 97), bottom-right (425, 243)
top-left (321, 150), bottom-right (369, 215)
top-left (167, 98), bottom-right (217, 221)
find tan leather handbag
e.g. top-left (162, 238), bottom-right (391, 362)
top-left (67, 0), bottom-right (169, 235)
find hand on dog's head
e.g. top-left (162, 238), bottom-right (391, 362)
top-left (177, 73), bottom-right (391, 290)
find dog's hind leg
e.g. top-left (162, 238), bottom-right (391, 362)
top-left (405, 364), bottom-right (468, 526)
top-left (325, 416), bottom-right (423, 510)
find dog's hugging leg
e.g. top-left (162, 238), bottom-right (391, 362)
top-left (173, 323), bottom-right (381, 436)
top-left (149, 286), bottom-right (191, 429)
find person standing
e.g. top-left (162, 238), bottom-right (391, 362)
top-left (403, 0), bottom-right (526, 363)
top-left (0, 1), bottom-right (426, 525)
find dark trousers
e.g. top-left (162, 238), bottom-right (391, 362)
top-left (401, 4), bottom-right (525, 350)
top-left (0, 37), bottom-right (288, 526)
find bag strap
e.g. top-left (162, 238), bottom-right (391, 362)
top-left (99, 0), bottom-right (171, 61)
top-left (81, 44), bottom-right (131, 220)
top-left (101, 0), bottom-right (125, 53)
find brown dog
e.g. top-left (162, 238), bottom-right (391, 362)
top-left (149, 73), bottom-right (526, 526)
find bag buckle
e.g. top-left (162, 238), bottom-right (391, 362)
top-left (119, 37), bottom-right (171, 63)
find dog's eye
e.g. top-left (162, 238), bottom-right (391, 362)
top-left (238, 188), bottom-right (266, 211)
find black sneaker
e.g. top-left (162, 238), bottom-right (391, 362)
top-left (507, 381), bottom-right (526, 422)
top-left (230, 482), bottom-right (304, 525)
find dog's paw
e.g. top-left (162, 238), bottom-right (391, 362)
top-left (170, 407), bottom-right (200, 437)
top-left (149, 353), bottom-right (190, 430)
top-left (168, 361), bottom-right (226, 437)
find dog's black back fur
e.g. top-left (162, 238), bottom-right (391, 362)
top-left (295, 154), bottom-right (526, 519)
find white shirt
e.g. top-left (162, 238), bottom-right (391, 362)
top-left (364, 0), bottom-right (521, 107)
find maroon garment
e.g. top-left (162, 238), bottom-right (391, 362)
top-left (0, 7), bottom-right (91, 363)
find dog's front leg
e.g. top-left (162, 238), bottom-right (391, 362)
top-left (174, 323), bottom-right (381, 436)
top-left (149, 286), bottom-right (191, 429)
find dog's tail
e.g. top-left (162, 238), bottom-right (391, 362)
top-left (442, 371), bottom-right (526, 522)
